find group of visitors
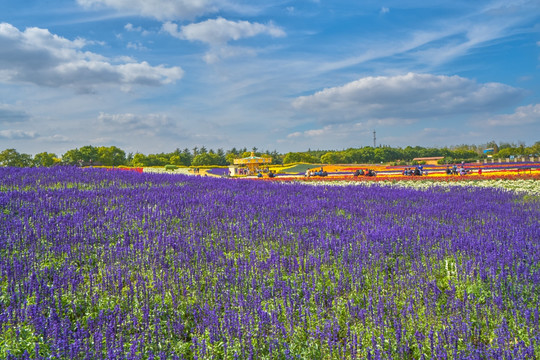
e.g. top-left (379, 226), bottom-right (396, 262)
top-left (353, 169), bottom-right (376, 177)
top-left (306, 168), bottom-right (328, 177)
top-left (402, 166), bottom-right (427, 176)
top-left (229, 166), bottom-right (276, 177)
top-left (257, 169), bottom-right (275, 178)
top-left (445, 164), bottom-right (471, 176)
top-left (237, 167), bottom-right (250, 176)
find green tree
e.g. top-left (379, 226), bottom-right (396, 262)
top-left (241, 151), bottom-right (256, 158)
top-left (302, 153), bottom-right (318, 163)
top-left (169, 152), bottom-right (191, 166)
top-left (170, 155), bottom-right (182, 165)
top-left (145, 154), bottom-right (169, 166)
top-left (126, 152), bottom-right (134, 164)
top-left (321, 152), bottom-right (345, 164)
top-left (373, 147), bottom-right (401, 163)
top-left (283, 152), bottom-right (318, 164)
top-left (451, 149), bottom-right (477, 160)
top-left (283, 152), bottom-right (302, 164)
top-left (495, 148), bottom-right (517, 159)
top-left (498, 142), bottom-right (517, 150)
top-left (0, 149), bottom-right (33, 167)
top-left (270, 150), bottom-right (283, 165)
top-left (62, 149), bottom-right (83, 165)
top-left (526, 141), bottom-right (540, 156)
top-left (225, 153), bottom-right (238, 164)
top-left (191, 152), bottom-right (224, 166)
top-left (79, 145), bottom-right (99, 164)
top-left (132, 153), bottom-right (149, 167)
top-left (181, 148), bottom-right (193, 165)
top-left (34, 152), bottom-right (58, 167)
top-left (402, 146), bottom-right (420, 161)
top-left (97, 146), bottom-right (126, 166)
top-left (351, 147), bottom-right (375, 163)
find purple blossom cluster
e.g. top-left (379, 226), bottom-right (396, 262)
top-left (1, 167), bottom-right (539, 359)
top-left (206, 168), bottom-right (230, 177)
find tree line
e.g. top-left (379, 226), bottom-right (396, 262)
top-left (1, 141), bottom-right (539, 167)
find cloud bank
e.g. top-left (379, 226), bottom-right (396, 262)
top-left (98, 112), bottom-right (171, 131)
top-left (77, 0), bottom-right (219, 20)
top-left (0, 129), bottom-right (38, 140)
top-left (162, 17), bottom-right (285, 63)
top-left (0, 23), bottom-right (183, 90)
top-left (164, 17), bottom-right (285, 45)
top-left (487, 104), bottom-right (540, 126)
top-left (292, 73), bottom-right (524, 123)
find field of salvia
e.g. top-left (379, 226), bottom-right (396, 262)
top-left (1, 167), bottom-right (539, 359)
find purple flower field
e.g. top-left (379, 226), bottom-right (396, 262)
top-left (1, 167), bottom-right (539, 359)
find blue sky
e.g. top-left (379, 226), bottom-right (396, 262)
top-left (1, 0), bottom-right (539, 155)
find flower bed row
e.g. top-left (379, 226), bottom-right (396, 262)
top-left (268, 172), bottom-right (540, 182)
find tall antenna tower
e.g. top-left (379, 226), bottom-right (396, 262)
top-left (373, 130), bottom-right (376, 148)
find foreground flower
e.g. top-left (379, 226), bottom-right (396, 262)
top-left (1, 167), bottom-right (539, 359)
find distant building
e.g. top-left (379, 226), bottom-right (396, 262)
top-left (413, 156), bottom-right (444, 165)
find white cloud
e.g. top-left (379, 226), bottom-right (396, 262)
top-left (0, 23), bottom-right (183, 91)
top-left (287, 126), bottom-right (331, 138)
top-left (0, 129), bottom-right (38, 139)
top-left (286, 118), bottom-right (411, 139)
top-left (126, 41), bottom-right (147, 51)
top-left (77, 0), bottom-right (219, 20)
top-left (162, 18), bottom-right (285, 63)
top-left (161, 21), bottom-right (182, 38)
top-left (96, 112), bottom-right (191, 141)
top-left (292, 73), bottom-right (523, 123)
top-left (125, 23), bottom-right (139, 32)
top-left (98, 112), bottom-right (171, 130)
top-left (125, 23), bottom-right (151, 36)
top-left (45, 134), bottom-right (71, 142)
top-left (163, 17), bottom-right (285, 45)
top-left (202, 45), bottom-right (257, 64)
top-left (380, 7), bottom-right (389, 14)
top-left (486, 104), bottom-right (540, 126)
